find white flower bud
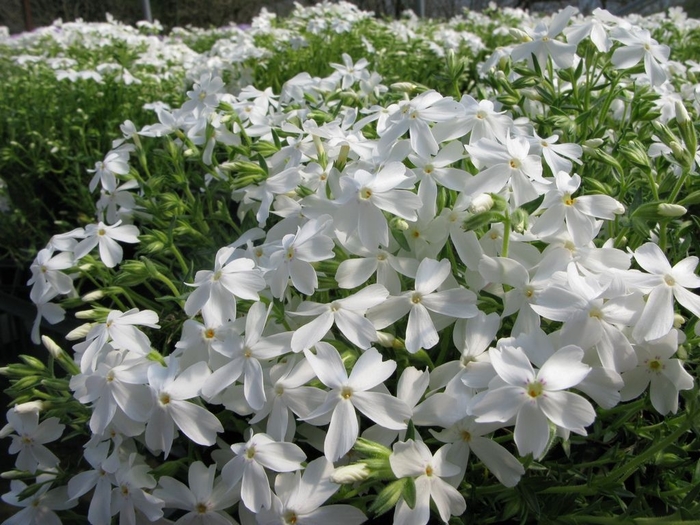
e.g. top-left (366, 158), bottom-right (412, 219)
top-left (469, 193), bottom-right (494, 214)
top-left (675, 100), bottom-right (690, 124)
top-left (658, 203), bottom-right (687, 217)
top-left (13, 401), bottom-right (44, 414)
top-left (41, 335), bottom-right (63, 358)
top-left (65, 322), bottom-right (93, 340)
top-left (331, 463), bottom-right (370, 484)
top-left (390, 82), bottom-right (418, 92)
top-left (674, 313), bottom-right (686, 329)
top-left (81, 290), bottom-right (105, 302)
top-left (375, 331), bottom-right (397, 348)
top-left (75, 310), bottom-right (99, 319)
top-left (509, 28), bottom-right (531, 42)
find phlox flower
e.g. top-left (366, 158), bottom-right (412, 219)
top-left (30, 287), bottom-right (65, 345)
top-left (73, 220), bottom-right (140, 268)
top-left (330, 53), bottom-right (369, 90)
top-left (184, 246), bottom-right (266, 324)
top-left (110, 453), bottom-right (165, 525)
top-left (368, 258), bottom-right (478, 353)
top-left (75, 308), bottom-right (160, 373)
top-left (257, 457), bottom-right (367, 525)
top-left (631, 242), bottom-right (700, 342)
top-left (528, 133), bottom-right (582, 176)
top-left (67, 441), bottom-right (115, 525)
top-left (563, 7), bottom-right (616, 52)
top-left (303, 343), bottom-right (411, 462)
top-left (471, 343), bottom-right (595, 459)
top-left (334, 242), bottom-right (418, 295)
top-left (433, 95), bottom-right (512, 145)
top-left (70, 351), bottom-right (153, 436)
top-left (28, 248), bottom-right (74, 303)
top-left (466, 135), bottom-right (548, 208)
top-left (153, 461), bottom-right (239, 525)
top-left (509, 5), bottom-right (578, 70)
top-left (146, 359), bottom-right (223, 457)
top-left (290, 283), bottom-right (389, 352)
top-left (431, 416), bottom-right (525, 488)
top-left (221, 432), bottom-right (306, 512)
top-left (201, 301), bottom-right (291, 410)
top-left (389, 439), bottom-right (466, 525)
top-left (248, 357), bottom-right (327, 442)
top-left (266, 215), bottom-right (336, 298)
top-left (621, 330), bottom-right (694, 415)
top-left (88, 149), bottom-right (130, 192)
top-left (4, 408), bottom-right (64, 473)
top-left (334, 162), bottom-right (422, 250)
top-left (2, 480), bottom-right (76, 525)
top-left (378, 90), bottom-right (464, 159)
top-left (531, 171), bottom-right (624, 245)
top-left (610, 26), bottom-right (670, 87)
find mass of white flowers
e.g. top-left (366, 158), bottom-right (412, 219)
top-left (3, 2), bottom-right (700, 524)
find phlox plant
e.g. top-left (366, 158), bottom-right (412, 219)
top-left (2, 3), bottom-right (700, 525)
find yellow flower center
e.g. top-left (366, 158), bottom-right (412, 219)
top-left (526, 381), bottom-right (544, 399)
top-left (341, 386), bottom-right (353, 399)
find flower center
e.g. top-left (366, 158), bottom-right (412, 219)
top-left (196, 502), bottom-right (209, 514)
top-left (664, 274), bottom-right (675, 286)
top-left (476, 111), bottom-right (486, 120)
top-left (647, 358), bottom-right (664, 373)
top-left (524, 286), bottom-right (535, 299)
top-left (424, 165), bottom-right (434, 174)
top-left (204, 328), bottom-right (216, 339)
top-left (526, 381), bottom-right (544, 399)
top-left (159, 393), bottom-right (171, 405)
top-left (411, 292), bottom-right (422, 304)
top-left (341, 386), bottom-right (353, 399)
top-left (563, 194), bottom-right (575, 206)
top-left (98, 228), bottom-right (106, 236)
top-left (283, 511), bottom-right (299, 525)
top-left (275, 385), bottom-right (285, 396)
top-left (243, 347), bottom-right (253, 358)
top-left (425, 465), bottom-right (434, 476)
top-left (589, 307), bottom-right (603, 320)
top-left (360, 187), bottom-right (373, 200)
top-left (509, 159), bottom-right (520, 169)
top-left (21, 435), bottom-right (33, 445)
top-left (286, 247), bottom-right (295, 261)
top-left (377, 252), bottom-right (387, 261)
top-left (212, 270), bottom-right (222, 281)
top-left (246, 446), bottom-right (256, 459)
top-left (460, 430), bottom-right (472, 442)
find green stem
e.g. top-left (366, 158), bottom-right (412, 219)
top-left (501, 212), bottom-right (511, 258)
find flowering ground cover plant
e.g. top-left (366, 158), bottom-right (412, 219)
top-left (2, 2), bottom-right (700, 524)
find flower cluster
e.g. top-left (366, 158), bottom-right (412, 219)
top-left (3, 3), bottom-right (700, 525)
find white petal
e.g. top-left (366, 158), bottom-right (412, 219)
top-left (348, 347), bottom-right (396, 391)
top-left (325, 399), bottom-right (358, 462)
top-left (352, 391), bottom-right (410, 430)
top-left (514, 402), bottom-right (549, 459)
top-left (538, 391), bottom-right (595, 433)
top-left (537, 345), bottom-right (589, 391)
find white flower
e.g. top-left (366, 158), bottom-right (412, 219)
top-left (2, 480), bottom-right (76, 525)
top-left (221, 432), bottom-right (306, 512)
top-left (5, 408), bottom-right (64, 473)
top-left (368, 258), bottom-right (478, 353)
top-left (154, 461), bottom-right (239, 525)
top-left (257, 457), bottom-right (367, 525)
top-left (389, 439), bottom-right (466, 525)
top-left (303, 343), bottom-right (411, 462)
top-left (184, 247), bottom-right (265, 324)
top-left (620, 330), bottom-right (694, 415)
top-left (146, 359), bottom-right (223, 457)
top-left (73, 220), bottom-right (140, 268)
top-left (471, 343), bottom-right (595, 459)
top-left (290, 284), bottom-right (389, 352)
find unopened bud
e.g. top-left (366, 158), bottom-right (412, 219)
top-left (75, 310), bottom-right (99, 319)
top-left (376, 331), bottom-right (400, 349)
top-left (674, 313), bottom-right (686, 329)
top-left (675, 100), bottom-right (690, 125)
top-left (41, 335), bottom-right (63, 358)
top-left (12, 401), bottom-right (44, 414)
top-left (509, 28), bottom-right (531, 42)
top-left (183, 148), bottom-right (195, 157)
top-left (81, 290), bottom-right (105, 302)
top-left (65, 323), bottom-right (93, 340)
top-left (583, 138), bottom-right (604, 151)
top-left (469, 193), bottom-right (494, 214)
top-left (331, 463), bottom-right (370, 484)
top-left (658, 203), bottom-right (687, 217)
top-left (390, 82), bottom-right (418, 93)
top-left (390, 217), bottom-right (409, 231)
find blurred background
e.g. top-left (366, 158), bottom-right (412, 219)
top-left (1, 0), bottom-right (699, 34)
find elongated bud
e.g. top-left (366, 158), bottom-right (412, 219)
top-left (41, 336), bottom-right (63, 359)
top-left (81, 290), bottom-right (105, 302)
top-left (675, 101), bottom-right (697, 161)
top-left (658, 203), bottom-right (687, 217)
top-left (75, 310), bottom-right (99, 319)
top-left (509, 28), bottom-right (531, 42)
top-left (12, 401), bottom-right (44, 414)
top-left (353, 438), bottom-right (392, 458)
top-left (331, 463), bottom-right (371, 484)
top-left (65, 323), bottom-right (92, 341)
top-left (391, 82), bottom-right (418, 93)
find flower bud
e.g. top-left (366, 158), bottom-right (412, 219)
top-left (658, 203), bottom-right (687, 217)
top-left (390, 82), bottom-right (418, 93)
top-left (81, 290), bottom-right (105, 302)
top-left (75, 309), bottom-right (101, 319)
top-left (13, 401), bottom-right (44, 414)
top-left (65, 323), bottom-right (93, 341)
top-left (389, 217), bottom-right (409, 231)
top-left (469, 193), bottom-right (494, 214)
top-left (509, 28), bottom-right (531, 42)
top-left (673, 313), bottom-right (686, 329)
top-left (41, 336), bottom-right (63, 358)
top-left (331, 463), bottom-right (370, 484)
